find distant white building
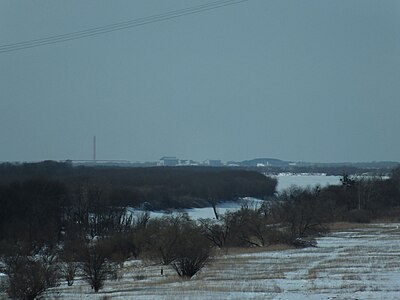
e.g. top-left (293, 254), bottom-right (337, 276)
top-left (158, 156), bottom-right (179, 166)
top-left (204, 159), bottom-right (223, 167)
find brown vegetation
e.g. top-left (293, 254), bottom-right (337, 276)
top-left (1, 162), bottom-right (400, 296)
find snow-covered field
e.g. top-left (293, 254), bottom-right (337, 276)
top-left (3, 174), bottom-right (393, 299)
top-left (37, 223), bottom-right (400, 299)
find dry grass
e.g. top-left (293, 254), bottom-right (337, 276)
top-left (264, 244), bottom-right (296, 251)
top-left (217, 244), bottom-right (295, 256)
top-left (40, 223), bottom-right (400, 299)
top-left (306, 267), bottom-right (318, 280)
top-left (384, 262), bottom-right (400, 270)
top-left (342, 274), bottom-right (362, 281)
top-left (328, 222), bottom-right (372, 231)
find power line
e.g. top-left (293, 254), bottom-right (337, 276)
top-left (0, 0), bottom-right (246, 52)
top-left (0, 0), bottom-right (249, 53)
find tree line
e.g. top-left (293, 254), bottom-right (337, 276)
top-left (0, 161), bottom-right (277, 210)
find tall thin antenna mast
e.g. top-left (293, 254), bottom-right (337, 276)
top-left (93, 135), bottom-right (96, 161)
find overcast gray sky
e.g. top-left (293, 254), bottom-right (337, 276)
top-left (1, 0), bottom-right (399, 163)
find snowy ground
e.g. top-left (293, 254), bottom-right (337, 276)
top-left (35, 223), bottom-right (400, 299)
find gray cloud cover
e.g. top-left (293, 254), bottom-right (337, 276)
top-left (1, 0), bottom-right (399, 162)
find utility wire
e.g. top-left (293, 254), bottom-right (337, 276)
top-left (1, 0), bottom-right (240, 51)
top-left (0, 0), bottom-right (249, 53)
top-left (0, 0), bottom-right (245, 52)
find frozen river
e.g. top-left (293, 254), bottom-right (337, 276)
top-left (130, 174), bottom-right (343, 220)
top-left (274, 173), bottom-right (341, 192)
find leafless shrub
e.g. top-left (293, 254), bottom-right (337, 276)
top-left (77, 240), bottom-right (118, 293)
top-left (62, 261), bottom-right (78, 286)
top-left (1, 247), bottom-right (61, 300)
top-left (199, 217), bottom-right (231, 248)
top-left (144, 214), bottom-right (190, 265)
top-left (170, 226), bottom-right (211, 279)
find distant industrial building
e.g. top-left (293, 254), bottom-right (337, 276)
top-left (203, 159), bottom-right (223, 167)
top-left (158, 156), bottom-right (179, 166)
top-left (179, 159), bottom-right (200, 166)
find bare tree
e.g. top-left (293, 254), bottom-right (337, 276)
top-left (133, 210), bottom-right (150, 229)
top-left (199, 217), bottom-right (231, 248)
top-left (62, 261), bottom-right (78, 287)
top-left (207, 194), bottom-right (219, 220)
top-left (170, 226), bottom-right (211, 278)
top-left (355, 177), bottom-right (376, 210)
top-left (280, 187), bottom-right (330, 239)
top-left (78, 240), bottom-right (118, 293)
top-left (201, 208), bottom-right (268, 248)
top-left (144, 214), bottom-right (189, 265)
